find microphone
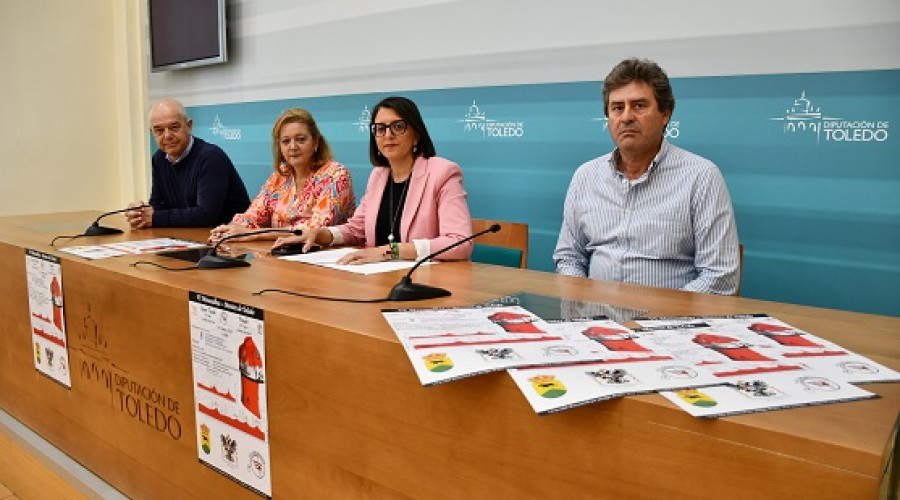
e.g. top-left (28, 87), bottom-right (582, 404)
top-left (87, 205), bottom-right (150, 236)
top-left (50, 205), bottom-right (152, 246)
top-left (387, 223), bottom-right (501, 301)
top-left (198, 228), bottom-right (303, 269)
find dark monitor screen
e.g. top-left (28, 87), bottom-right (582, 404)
top-left (149, 0), bottom-right (227, 71)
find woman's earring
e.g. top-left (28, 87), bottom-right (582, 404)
top-left (413, 144), bottom-right (418, 154)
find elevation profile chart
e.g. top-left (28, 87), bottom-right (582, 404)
top-left (188, 292), bottom-right (272, 498)
top-left (25, 248), bottom-right (72, 387)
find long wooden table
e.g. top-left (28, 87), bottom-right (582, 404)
top-left (0, 211), bottom-right (897, 499)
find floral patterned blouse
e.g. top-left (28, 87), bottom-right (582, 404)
top-left (231, 160), bottom-right (355, 230)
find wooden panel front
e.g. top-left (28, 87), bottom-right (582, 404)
top-left (0, 212), bottom-right (897, 499)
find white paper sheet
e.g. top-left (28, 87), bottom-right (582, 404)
top-left (282, 247), bottom-right (432, 275)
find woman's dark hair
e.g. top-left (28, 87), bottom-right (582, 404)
top-left (602, 58), bottom-right (675, 117)
top-left (369, 96), bottom-right (437, 167)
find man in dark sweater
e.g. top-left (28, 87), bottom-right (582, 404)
top-left (126, 98), bottom-right (250, 229)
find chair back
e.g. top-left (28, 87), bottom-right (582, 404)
top-left (471, 219), bottom-right (529, 269)
top-left (736, 243), bottom-right (744, 296)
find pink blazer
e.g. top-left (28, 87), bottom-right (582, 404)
top-left (338, 156), bottom-right (473, 260)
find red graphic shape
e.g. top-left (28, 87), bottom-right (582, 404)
top-left (198, 403), bottom-right (265, 441)
top-left (582, 326), bottom-right (650, 352)
top-left (782, 351), bottom-right (847, 358)
top-left (32, 312), bottom-right (52, 324)
top-left (713, 364), bottom-right (804, 377)
top-left (197, 382), bottom-right (237, 402)
top-left (51, 276), bottom-right (63, 331)
top-left (488, 312), bottom-right (544, 333)
top-left (239, 337), bottom-right (264, 419)
top-left (413, 335), bottom-right (563, 350)
top-left (408, 332), bottom-right (494, 340)
top-left (692, 333), bottom-right (774, 362)
top-left (747, 322), bottom-right (824, 348)
top-left (33, 328), bottom-right (65, 347)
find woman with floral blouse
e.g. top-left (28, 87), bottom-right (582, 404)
top-left (209, 108), bottom-right (355, 246)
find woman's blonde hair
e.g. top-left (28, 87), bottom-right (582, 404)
top-left (271, 108), bottom-right (333, 176)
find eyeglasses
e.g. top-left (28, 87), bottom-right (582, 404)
top-left (371, 120), bottom-right (408, 137)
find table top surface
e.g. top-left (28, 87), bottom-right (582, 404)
top-left (2, 210), bottom-right (899, 486)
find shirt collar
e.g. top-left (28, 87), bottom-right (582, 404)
top-left (607, 139), bottom-right (671, 181)
top-left (167, 136), bottom-right (195, 164)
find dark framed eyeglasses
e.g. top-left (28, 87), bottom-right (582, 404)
top-left (371, 119), bottom-right (408, 137)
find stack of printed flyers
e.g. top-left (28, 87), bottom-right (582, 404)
top-left (382, 299), bottom-right (899, 417)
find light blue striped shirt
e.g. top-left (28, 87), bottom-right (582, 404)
top-left (554, 140), bottom-right (740, 295)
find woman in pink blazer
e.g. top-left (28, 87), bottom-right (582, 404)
top-left (274, 96), bottom-right (473, 263)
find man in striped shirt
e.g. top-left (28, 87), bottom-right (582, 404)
top-left (554, 58), bottom-right (740, 295)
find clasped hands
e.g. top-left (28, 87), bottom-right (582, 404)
top-left (125, 201), bottom-right (154, 230)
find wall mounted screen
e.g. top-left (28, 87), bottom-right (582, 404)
top-left (149, 0), bottom-right (227, 72)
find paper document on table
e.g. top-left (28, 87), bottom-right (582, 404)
top-left (58, 238), bottom-right (205, 259)
top-left (282, 247), bottom-right (432, 275)
top-left (382, 307), bottom-right (618, 386)
top-left (659, 371), bottom-right (876, 418)
top-left (634, 314), bottom-right (900, 384)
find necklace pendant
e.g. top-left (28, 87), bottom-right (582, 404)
top-left (388, 233), bottom-right (394, 243)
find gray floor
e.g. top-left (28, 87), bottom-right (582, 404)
top-left (0, 408), bottom-right (128, 500)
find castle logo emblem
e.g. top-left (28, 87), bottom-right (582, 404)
top-left (354, 106), bottom-right (371, 134)
top-left (459, 100), bottom-right (525, 139)
top-left (209, 115), bottom-right (242, 140)
top-left (770, 91), bottom-right (889, 144)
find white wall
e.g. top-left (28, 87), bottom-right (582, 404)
top-left (1, 0), bottom-right (895, 219)
top-left (0, 0), bottom-right (148, 217)
top-left (149, 0), bottom-right (900, 106)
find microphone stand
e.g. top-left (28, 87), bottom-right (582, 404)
top-left (85, 205), bottom-right (150, 236)
top-left (198, 228), bottom-right (303, 269)
top-left (387, 223), bottom-right (501, 301)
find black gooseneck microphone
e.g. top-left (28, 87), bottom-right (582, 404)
top-left (198, 228), bottom-right (303, 269)
top-left (50, 205), bottom-right (151, 246)
top-left (86, 205), bottom-right (149, 236)
top-left (387, 223), bottom-right (501, 301)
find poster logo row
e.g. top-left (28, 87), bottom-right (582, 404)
top-left (210, 92), bottom-right (890, 145)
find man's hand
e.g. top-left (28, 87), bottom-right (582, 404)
top-left (126, 202), bottom-right (154, 230)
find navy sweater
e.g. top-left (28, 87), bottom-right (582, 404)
top-left (149, 137), bottom-right (250, 227)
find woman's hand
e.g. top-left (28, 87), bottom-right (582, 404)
top-left (336, 246), bottom-right (391, 265)
top-left (209, 224), bottom-right (249, 244)
top-left (272, 227), bottom-right (327, 252)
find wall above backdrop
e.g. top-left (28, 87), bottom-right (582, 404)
top-left (147, 0), bottom-right (900, 106)
top-left (181, 69), bottom-right (900, 317)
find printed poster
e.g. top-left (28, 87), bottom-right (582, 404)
top-left (382, 305), bottom-right (618, 385)
top-left (509, 314), bottom-right (892, 416)
top-left (58, 237), bottom-right (206, 260)
top-left (189, 292), bottom-right (272, 498)
top-left (632, 314), bottom-right (893, 418)
top-left (661, 371), bottom-right (876, 418)
top-left (25, 249), bottom-right (72, 387)
top-left (507, 319), bottom-right (721, 414)
top-left (634, 314), bottom-right (900, 384)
